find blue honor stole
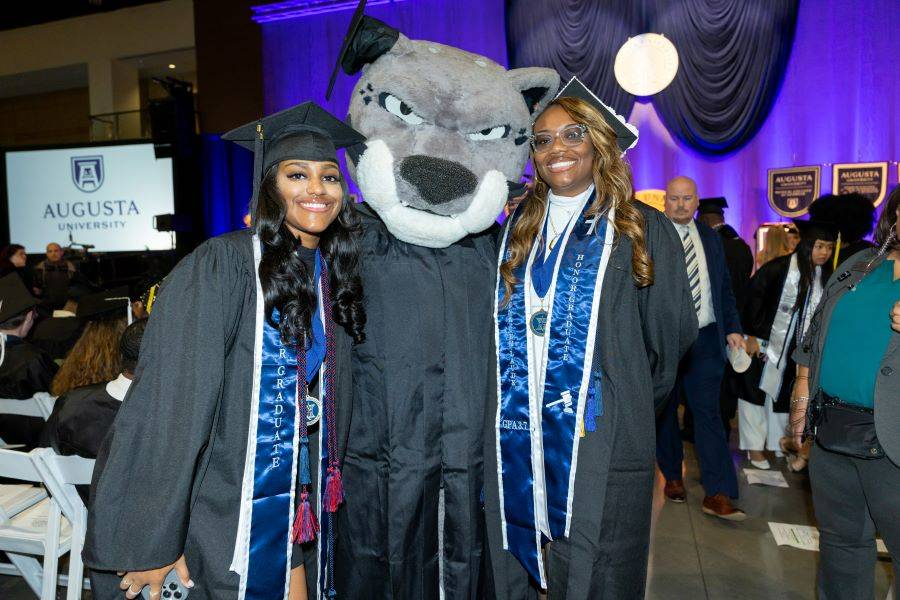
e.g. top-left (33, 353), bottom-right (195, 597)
top-left (494, 194), bottom-right (613, 588)
top-left (231, 238), bottom-right (330, 600)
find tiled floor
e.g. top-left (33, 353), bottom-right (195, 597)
top-left (2, 437), bottom-right (895, 599)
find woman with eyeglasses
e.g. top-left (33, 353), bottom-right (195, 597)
top-left (484, 77), bottom-right (698, 599)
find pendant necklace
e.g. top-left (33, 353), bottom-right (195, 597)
top-left (530, 206), bottom-right (578, 337)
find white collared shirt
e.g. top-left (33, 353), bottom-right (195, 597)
top-left (673, 220), bottom-right (716, 328)
top-left (105, 373), bottom-right (132, 402)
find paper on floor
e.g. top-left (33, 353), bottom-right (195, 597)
top-left (769, 522), bottom-right (888, 554)
top-left (744, 468), bottom-right (789, 488)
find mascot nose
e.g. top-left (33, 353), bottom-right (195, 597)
top-left (399, 155), bottom-right (478, 206)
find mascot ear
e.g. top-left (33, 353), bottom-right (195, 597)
top-left (506, 68), bottom-right (561, 115)
top-left (327, 3), bottom-right (400, 99)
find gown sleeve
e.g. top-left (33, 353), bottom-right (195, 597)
top-left (637, 207), bottom-right (699, 413)
top-left (84, 237), bottom-right (246, 572)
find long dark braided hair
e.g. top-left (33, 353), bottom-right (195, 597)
top-left (255, 164), bottom-right (365, 346)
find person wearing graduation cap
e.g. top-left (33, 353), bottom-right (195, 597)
top-left (49, 287), bottom-right (130, 397)
top-left (83, 102), bottom-right (366, 600)
top-left (0, 272), bottom-right (58, 447)
top-left (740, 219), bottom-right (835, 467)
top-left (486, 77), bottom-right (697, 599)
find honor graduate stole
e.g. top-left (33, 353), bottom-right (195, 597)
top-left (494, 193), bottom-right (613, 587)
top-left (230, 236), bottom-right (337, 600)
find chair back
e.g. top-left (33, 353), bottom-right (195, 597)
top-left (0, 392), bottom-right (57, 420)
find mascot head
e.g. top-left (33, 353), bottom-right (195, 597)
top-left (329, 8), bottom-right (559, 247)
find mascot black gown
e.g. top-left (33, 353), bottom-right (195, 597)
top-left (328, 9), bottom-right (559, 599)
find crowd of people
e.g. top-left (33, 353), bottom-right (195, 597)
top-left (1, 79), bottom-right (897, 600)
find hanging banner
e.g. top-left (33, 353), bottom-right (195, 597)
top-left (768, 166), bottom-right (821, 217)
top-left (832, 162), bottom-right (888, 206)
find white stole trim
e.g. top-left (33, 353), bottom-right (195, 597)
top-left (760, 253), bottom-right (799, 399)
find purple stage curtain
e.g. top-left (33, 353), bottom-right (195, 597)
top-left (505, 0), bottom-right (643, 118)
top-left (649, 0), bottom-right (799, 154)
top-left (506, 0), bottom-right (798, 155)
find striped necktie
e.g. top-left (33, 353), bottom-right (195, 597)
top-left (681, 227), bottom-right (702, 318)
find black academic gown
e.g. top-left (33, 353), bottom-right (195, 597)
top-left (83, 230), bottom-right (354, 600)
top-left (743, 253), bottom-right (805, 412)
top-left (30, 316), bottom-right (84, 360)
top-left (41, 381), bottom-right (121, 459)
top-left (0, 337), bottom-right (58, 447)
top-left (715, 223), bottom-right (754, 427)
top-left (484, 204), bottom-right (698, 600)
top-left (336, 203), bottom-right (497, 600)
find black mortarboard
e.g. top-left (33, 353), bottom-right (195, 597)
top-left (0, 273), bottom-right (36, 324)
top-left (222, 102), bottom-right (366, 227)
top-left (325, 1), bottom-right (399, 100)
top-left (553, 76), bottom-right (639, 152)
top-left (77, 286), bottom-right (131, 321)
top-left (808, 193), bottom-right (876, 243)
top-left (792, 219), bottom-right (839, 243)
top-left (697, 197), bottom-right (728, 216)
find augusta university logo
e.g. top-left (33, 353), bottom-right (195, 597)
top-left (71, 155), bottom-right (104, 192)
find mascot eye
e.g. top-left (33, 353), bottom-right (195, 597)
top-left (467, 125), bottom-right (510, 141)
top-left (378, 93), bottom-right (425, 125)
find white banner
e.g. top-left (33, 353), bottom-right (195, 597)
top-left (5, 143), bottom-right (175, 252)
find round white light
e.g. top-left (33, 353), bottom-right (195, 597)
top-left (614, 33), bottom-right (679, 96)
top-left (168, 64), bottom-right (176, 69)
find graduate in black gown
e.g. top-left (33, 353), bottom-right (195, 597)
top-left (0, 273), bottom-right (58, 448)
top-left (485, 78), bottom-right (697, 599)
top-left (84, 102), bottom-right (366, 600)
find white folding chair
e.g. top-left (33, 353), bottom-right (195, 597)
top-left (31, 448), bottom-right (94, 600)
top-left (0, 447), bottom-right (67, 599)
top-left (0, 392), bottom-right (56, 447)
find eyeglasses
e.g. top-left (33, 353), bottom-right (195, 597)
top-left (530, 124), bottom-right (588, 153)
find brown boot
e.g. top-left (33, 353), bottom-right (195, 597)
top-left (702, 494), bottom-right (746, 521)
top-left (664, 479), bottom-right (686, 503)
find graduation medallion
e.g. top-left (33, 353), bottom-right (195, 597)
top-left (529, 309), bottom-right (548, 336)
top-left (305, 395), bottom-right (322, 426)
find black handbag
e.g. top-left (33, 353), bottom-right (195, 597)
top-left (808, 390), bottom-right (885, 459)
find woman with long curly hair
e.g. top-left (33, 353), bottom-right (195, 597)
top-left (84, 102), bottom-right (366, 600)
top-left (485, 78), bottom-right (698, 599)
top-left (50, 313), bottom-right (126, 396)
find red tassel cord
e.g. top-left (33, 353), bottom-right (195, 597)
top-left (291, 489), bottom-right (320, 543)
top-left (323, 466), bottom-right (344, 513)
top-left (321, 264), bottom-right (345, 513)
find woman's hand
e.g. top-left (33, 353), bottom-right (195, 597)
top-left (891, 300), bottom-right (900, 332)
top-left (119, 555), bottom-right (192, 599)
top-left (790, 367), bottom-right (811, 449)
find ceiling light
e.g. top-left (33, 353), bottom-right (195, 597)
top-left (168, 64), bottom-right (176, 69)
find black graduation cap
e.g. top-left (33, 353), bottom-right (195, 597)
top-left (222, 102), bottom-right (366, 226)
top-left (325, 0), bottom-right (400, 100)
top-left (697, 197), bottom-right (728, 216)
top-left (76, 286), bottom-right (131, 321)
top-left (791, 219), bottom-right (839, 243)
top-left (0, 273), bottom-right (36, 324)
top-left (554, 76), bottom-right (639, 153)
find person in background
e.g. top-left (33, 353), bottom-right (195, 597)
top-left (33, 242), bottom-right (76, 309)
top-left (757, 225), bottom-right (793, 268)
top-left (0, 273), bottom-right (58, 447)
top-left (785, 224), bottom-right (801, 252)
top-left (741, 220), bottom-right (835, 469)
top-left (657, 175), bottom-right (746, 520)
top-left (41, 318), bottom-right (147, 460)
top-left (791, 185), bottom-right (900, 599)
top-left (50, 288), bottom-right (128, 397)
top-left (697, 196), bottom-right (754, 439)
top-left (808, 192), bottom-right (876, 264)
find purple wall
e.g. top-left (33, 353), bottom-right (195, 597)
top-left (627, 0), bottom-right (900, 239)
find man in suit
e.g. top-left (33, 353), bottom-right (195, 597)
top-left (657, 177), bottom-right (747, 520)
top-left (697, 197), bottom-right (754, 441)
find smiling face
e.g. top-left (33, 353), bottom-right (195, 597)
top-left (276, 160), bottom-right (344, 248)
top-left (531, 105), bottom-right (596, 197)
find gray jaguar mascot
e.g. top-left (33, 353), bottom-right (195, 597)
top-left (329, 10), bottom-right (559, 600)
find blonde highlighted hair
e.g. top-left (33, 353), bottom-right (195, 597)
top-left (500, 97), bottom-right (652, 303)
top-left (51, 317), bottom-right (126, 396)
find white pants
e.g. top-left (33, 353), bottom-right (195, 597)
top-left (738, 395), bottom-right (788, 452)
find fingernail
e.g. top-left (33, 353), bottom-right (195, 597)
top-left (187, 580), bottom-right (195, 588)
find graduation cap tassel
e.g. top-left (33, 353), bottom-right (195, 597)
top-left (291, 489), bottom-right (320, 544)
top-left (250, 122), bottom-right (264, 228)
